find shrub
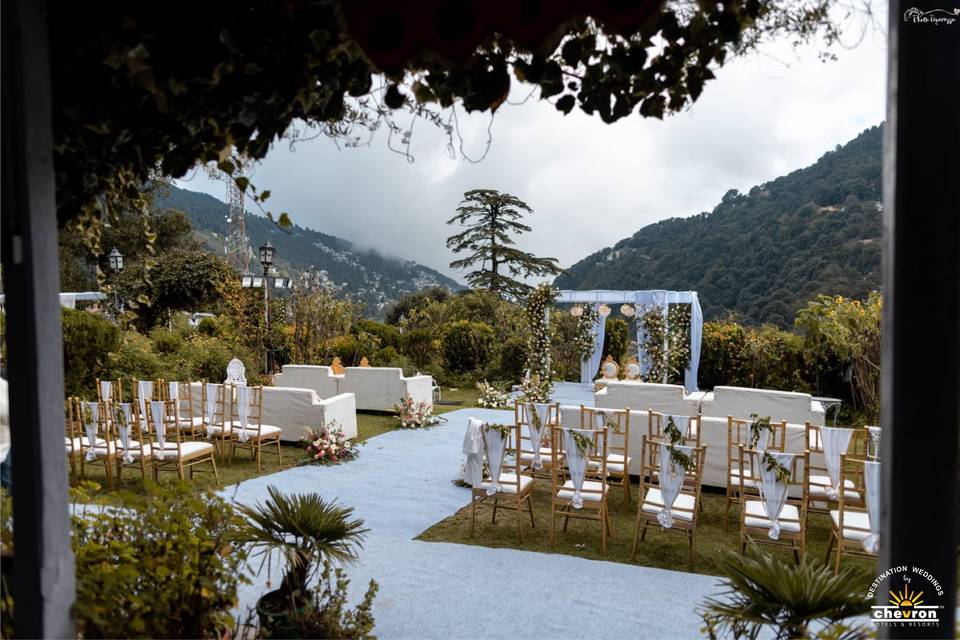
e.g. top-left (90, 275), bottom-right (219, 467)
top-left (326, 335), bottom-right (361, 366)
top-left (485, 335), bottom-right (528, 383)
top-left (71, 482), bottom-right (247, 639)
top-left (62, 308), bottom-right (121, 397)
top-left (288, 561), bottom-right (378, 640)
top-left (371, 345), bottom-right (400, 367)
top-left (351, 319), bottom-right (400, 349)
top-left (604, 317), bottom-right (629, 364)
top-left (105, 330), bottom-right (168, 383)
top-left (699, 321), bottom-right (750, 390)
top-left (400, 326), bottom-right (437, 368)
top-left (197, 316), bottom-right (219, 336)
top-left (441, 320), bottom-right (495, 373)
top-left (149, 326), bottom-right (188, 355)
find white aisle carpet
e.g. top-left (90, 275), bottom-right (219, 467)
top-left (227, 408), bottom-right (721, 639)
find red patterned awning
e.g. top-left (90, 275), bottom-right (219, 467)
top-left (339, 0), bottom-right (664, 72)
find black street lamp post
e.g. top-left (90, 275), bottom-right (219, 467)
top-left (258, 241), bottom-right (275, 374)
top-left (107, 246), bottom-right (124, 317)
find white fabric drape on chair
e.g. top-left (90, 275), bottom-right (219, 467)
top-left (820, 426), bottom-right (854, 499)
top-left (667, 415), bottom-right (691, 437)
top-left (580, 305), bottom-right (606, 384)
top-left (482, 424), bottom-right (507, 495)
top-left (758, 451), bottom-right (794, 540)
top-left (867, 426), bottom-right (881, 459)
top-left (863, 460), bottom-right (881, 553)
top-left (150, 400), bottom-right (167, 460)
top-left (99, 380), bottom-right (112, 401)
top-left (235, 385), bottom-right (251, 442)
top-left (462, 418), bottom-right (485, 488)
top-left (657, 442), bottom-right (691, 528)
top-left (138, 380), bottom-right (154, 431)
top-left (114, 402), bottom-right (134, 464)
top-left (82, 401), bottom-right (100, 461)
top-left (168, 381), bottom-right (179, 401)
top-left (523, 402), bottom-right (551, 469)
top-left (562, 428), bottom-right (592, 509)
top-left (205, 383), bottom-right (219, 437)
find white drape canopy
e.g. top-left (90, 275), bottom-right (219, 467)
top-left (555, 290), bottom-right (704, 390)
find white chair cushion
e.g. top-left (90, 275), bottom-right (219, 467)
top-left (556, 480), bottom-right (607, 502)
top-left (66, 436), bottom-right (105, 450)
top-left (479, 473), bottom-right (533, 495)
top-left (587, 453), bottom-right (631, 475)
top-left (211, 424), bottom-right (282, 438)
top-left (176, 416), bottom-right (205, 428)
top-left (744, 500), bottom-right (801, 533)
top-left (829, 510), bottom-right (872, 542)
top-left (153, 441), bottom-right (215, 457)
top-left (808, 475), bottom-right (859, 499)
top-left (641, 488), bottom-right (695, 521)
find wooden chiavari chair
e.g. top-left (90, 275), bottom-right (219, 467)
top-left (109, 399), bottom-right (152, 481)
top-left (468, 421), bottom-right (535, 541)
top-left (723, 415), bottom-right (787, 529)
top-left (805, 423), bottom-right (866, 515)
top-left (550, 422), bottom-right (611, 554)
top-left (147, 399), bottom-right (218, 482)
top-left (631, 435), bottom-right (707, 569)
top-left (163, 380), bottom-right (204, 438)
top-left (582, 405), bottom-right (632, 512)
top-left (95, 378), bottom-right (123, 403)
top-left (515, 399), bottom-right (560, 479)
top-left (74, 397), bottom-right (117, 489)
top-left (648, 410), bottom-right (701, 447)
top-left (227, 385), bottom-right (282, 472)
top-left (825, 455), bottom-right (879, 574)
top-left (738, 445), bottom-right (809, 563)
top-left (65, 398), bottom-right (86, 480)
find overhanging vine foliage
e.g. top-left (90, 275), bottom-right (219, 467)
top-left (50, 0), bottom-right (860, 252)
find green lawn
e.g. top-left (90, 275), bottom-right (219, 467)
top-left (417, 481), bottom-right (877, 580)
top-left (72, 387), bottom-right (480, 499)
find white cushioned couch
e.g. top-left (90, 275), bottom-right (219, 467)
top-left (261, 387), bottom-right (357, 443)
top-left (594, 381), bottom-right (701, 415)
top-left (698, 386), bottom-right (825, 426)
top-left (273, 364), bottom-right (434, 413)
top-left (558, 404), bottom-right (810, 490)
top-left (187, 382), bottom-right (357, 443)
top-left (340, 367), bottom-right (433, 412)
top-left (272, 365), bottom-right (343, 399)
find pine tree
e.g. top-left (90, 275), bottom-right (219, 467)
top-left (446, 189), bottom-right (563, 299)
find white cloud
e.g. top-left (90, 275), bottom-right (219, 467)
top-left (176, 16), bottom-right (886, 280)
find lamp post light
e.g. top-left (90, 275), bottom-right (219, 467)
top-left (106, 247), bottom-right (124, 317)
top-left (258, 241), bottom-right (275, 374)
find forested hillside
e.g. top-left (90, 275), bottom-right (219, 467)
top-left (156, 185), bottom-right (461, 314)
top-left (555, 125), bottom-right (883, 326)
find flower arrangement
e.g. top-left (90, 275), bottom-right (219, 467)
top-left (302, 421), bottom-right (358, 465)
top-left (523, 283), bottom-right (557, 394)
top-left (664, 416), bottom-right (693, 472)
top-left (571, 431), bottom-right (594, 456)
top-left (394, 395), bottom-right (439, 428)
top-left (475, 380), bottom-right (511, 409)
top-left (748, 414), bottom-right (773, 448)
top-left (518, 375), bottom-right (552, 404)
top-left (638, 303), bottom-right (692, 384)
top-left (572, 304), bottom-right (600, 363)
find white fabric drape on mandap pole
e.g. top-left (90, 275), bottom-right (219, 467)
top-left (555, 289), bottom-right (704, 391)
top-left (579, 304), bottom-right (606, 385)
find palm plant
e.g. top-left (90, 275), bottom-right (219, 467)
top-left (700, 549), bottom-right (872, 639)
top-left (237, 486), bottom-right (368, 607)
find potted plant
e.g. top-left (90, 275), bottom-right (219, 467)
top-left (237, 486), bottom-right (368, 637)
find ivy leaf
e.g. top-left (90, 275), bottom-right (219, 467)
top-left (556, 94), bottom-right (576, 115)
top-left (234, 176), bottom-right (249, 192)
top-left (217, 159), bottom-right (235, 175)
top-left (384, 84), bottom-right (405, 109)
top-left (277, 213), bottom-right (292, 228)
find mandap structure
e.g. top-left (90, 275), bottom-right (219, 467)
top-left (556, 289), bottom-right (703, 390)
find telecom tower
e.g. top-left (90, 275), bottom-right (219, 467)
top-left (224, 177), bottom-right (250, 272)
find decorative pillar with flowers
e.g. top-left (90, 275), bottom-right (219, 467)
top-left (522, 283), bottom-right (557, 401)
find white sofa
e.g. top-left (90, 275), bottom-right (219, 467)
top-left (698, 386), bottom-right (825, 426)
top-left (272, 365), bottom-right (343, 399)
top-left (558, 405), bottom-right (811, 489)
top-left (340, 367), bottom-right (434, 412)
top-left (594, 381), bottom-right (701, 416)
top-left (261, 386), bottom-right (357, 443)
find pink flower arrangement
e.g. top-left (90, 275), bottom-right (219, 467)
top-left (302, 421), bottom-right (358, 465)
top-left (393, 395), bottom-right (438, 428)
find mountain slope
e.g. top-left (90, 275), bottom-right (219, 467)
top-left (555, 125), bottom-right (883, 326)
top-left (156, 185), bottom-right (460, 313)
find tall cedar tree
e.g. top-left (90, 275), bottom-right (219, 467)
top-left (446, 189), bottom-right (563, 299)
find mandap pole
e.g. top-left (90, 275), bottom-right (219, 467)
top-left (1, 0), bottom-right (77, 636)
top-left (879, 0), bottom-right (959, 637)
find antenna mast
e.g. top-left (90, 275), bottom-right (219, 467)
top-left (224, 176), bottom-right (250, 272)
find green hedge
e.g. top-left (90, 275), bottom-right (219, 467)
top-left (441, 320), bottom-right (495, 373)
top-left (62, 308), bottom-right (121, 397)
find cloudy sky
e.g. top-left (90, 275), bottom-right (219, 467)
top-left (176, 16), bottom-right (887, 282)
